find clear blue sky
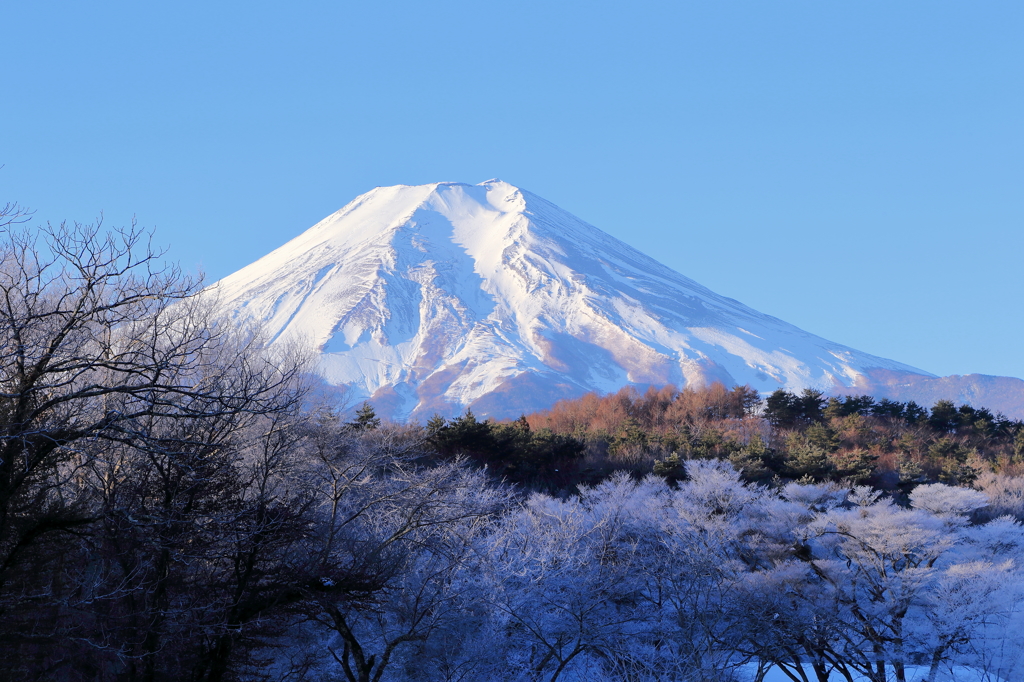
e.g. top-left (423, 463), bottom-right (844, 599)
top-left (3, 1), bottom-right (1022, 380)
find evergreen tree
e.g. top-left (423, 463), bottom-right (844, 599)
top-left (764, 389), bottom-right (800, 427)
top-left (823, 396), bottom-right (844, 421)
top-left (824, 394), bottom-right (876, 419)
top-left (904, 400), bottom-right (928, 424)
top-left (765, 388), bottom-right (826, 426)
top-left (897, 454), bottom-right (928, 491)
top-left (782, 433), bottom-right (833, 482)
top-left (1014, 427), bottom-right (1024, 461)
top-left (731, 384), bottom-right (764, 416)
top-left (431, 409), bottom-right (494, 457)
top-left (797, 388), bottom-right (826, 423)
top-left (939, 460), bottom-right (980, 487)
top-left (729, 433), bottom-right (780, 482)
top-left (805, 422), bottom-right (840, 453)
top-left (350, 401), bottom-right (381, 431)
top-left (426, 413), bottom-right (447, 436)
top-left (871, 398), bottom-right (906, 420)
top-left (828, 448), bottom-right (878, 484)
top-left (653, 451), bottom-right (686, 482)
top-left (609, 417), bottom-right (648, 456)
top-left (929, 399), bottom-right (961, 433)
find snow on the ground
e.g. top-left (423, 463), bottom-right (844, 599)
top-left (739, 662), bottom-right (1007, 682)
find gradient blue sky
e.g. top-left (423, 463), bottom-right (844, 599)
top-left (3, 1), bottom-right (1022, 380)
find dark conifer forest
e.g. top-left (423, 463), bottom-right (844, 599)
top-left (2, 213), bottom-right (1022, 681)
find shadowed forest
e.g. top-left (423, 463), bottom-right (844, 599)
top-left (2, 213), bottom-right (1022, 682)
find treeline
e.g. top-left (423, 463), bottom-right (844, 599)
top-left (2, 213), bottom-right (1023, 682)
top-left (430, 384), bottom-right (1023, 495)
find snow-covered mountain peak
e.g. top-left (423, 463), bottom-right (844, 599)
top-left (212, 180), bottom-right (934, 419)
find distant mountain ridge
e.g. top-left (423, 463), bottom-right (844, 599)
top-left (835, 369), bottom-right (1024, 419)
top-left (211, 180), bottom-right (1024, 419)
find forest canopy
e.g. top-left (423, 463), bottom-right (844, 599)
top-left (433, 383), bottom-right (1024, 498)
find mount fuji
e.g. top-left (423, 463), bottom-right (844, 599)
top-left (211, 180), bottom-right (1024, 420)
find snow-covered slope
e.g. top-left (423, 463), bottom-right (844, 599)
top-left (212, 180), bottom-right (933, 419)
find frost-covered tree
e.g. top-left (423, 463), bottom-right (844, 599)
top-left (479, 475), bottom-right (656, 681)
top-left (296, 425), bottom-right (509, 682)
top-left (800, 488), bottom-right (954, 682)
top-left (733, 482), bottom-right (855, 682)
top-left (775, 483), bottom-right (1024, 682)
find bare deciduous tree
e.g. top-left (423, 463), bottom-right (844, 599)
top-left (0, 219), bottom-right (307, 680)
